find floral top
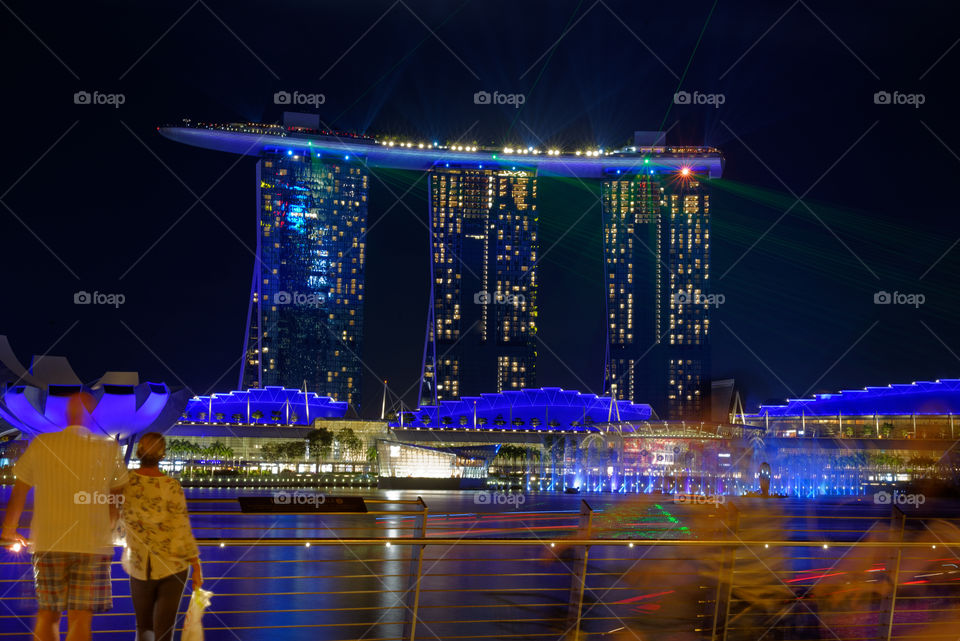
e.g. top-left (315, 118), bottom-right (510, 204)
top-left (120, 473), bottom-right (199, 581)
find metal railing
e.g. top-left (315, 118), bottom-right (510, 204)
top-left (1, 495), bottom-right (959, 640)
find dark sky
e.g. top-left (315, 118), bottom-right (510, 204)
top-left (2, 1), bottom-right (959, 417)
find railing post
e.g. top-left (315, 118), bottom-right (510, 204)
top-left (711, 501), bottom-right (739, 641)
top-left (565, 499), bottom-right (593, 641)
top-left (403, 496), bottom-right (428, 641)
top-left (877, 505), bottom-right (905, 641)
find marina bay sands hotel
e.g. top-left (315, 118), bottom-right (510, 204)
top-left (160, 114), bottom-right (723, 420)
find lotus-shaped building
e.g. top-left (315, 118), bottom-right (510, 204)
top-left (0, 336), bottom-right (188, 441)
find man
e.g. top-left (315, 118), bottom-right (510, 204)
top-left (1, 392), bottom-right (128, 641)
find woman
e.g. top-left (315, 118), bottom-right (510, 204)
top-left (121, 432), bottom-right (202, 641)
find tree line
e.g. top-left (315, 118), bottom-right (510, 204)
top-left (165, 427), bottom-right (367, 463)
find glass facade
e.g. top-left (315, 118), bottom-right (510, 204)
top-left (241, 152), bottom-right (368, 408)
top-left (421, 168), bottom-right (538, 403)
top-left (602, 174), bottom-right (662, 412)
top-left (666, 178), bottom-right (710, 420)
top-left (377, 440), bottom-right (487, 480)
top-left (602, 170), bottom-right (710, 420)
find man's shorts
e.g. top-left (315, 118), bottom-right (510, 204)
top-left (32, 552), bottom-right (113, 612)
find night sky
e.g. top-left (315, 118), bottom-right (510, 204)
top-left (2, 1), bottom-right (958, 417)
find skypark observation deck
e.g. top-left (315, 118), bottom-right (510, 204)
top-left (158, 122), bottom-right (725, 178)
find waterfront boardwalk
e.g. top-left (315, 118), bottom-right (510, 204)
top-left (2, 489), bottom-right (960, 640)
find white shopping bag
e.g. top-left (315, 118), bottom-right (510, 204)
top-left (182, 588), bottom-right (213, 641)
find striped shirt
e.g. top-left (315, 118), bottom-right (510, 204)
top-left (14, 425), bottom-right (128, 555)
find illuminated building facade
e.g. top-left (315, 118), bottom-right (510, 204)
top-left (0, 336), bottom-right (188, 441)
top-left (396, 387), bottom-right (653, 430)
top-left (420, 167), bottom-right (538, 404)
top-left (746, 378), bottom-right (960, 439)
top-left (603, 162), bottom-right (711, 420)
top-left (160, 121), bottom-right (723, 415)
top-left (376, 441), bottom-right (490, 489)
top-left (240, 150), bottom-right (368, 408)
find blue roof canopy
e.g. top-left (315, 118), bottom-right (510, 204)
top-left (183, 387), bottom-right (348, 425)
top-left (749, 379), bottom-right (960, 417)
top-left (392, 387), bottom-right (654, 431)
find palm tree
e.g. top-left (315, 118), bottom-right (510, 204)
top-left (167, 439), bottom-right (201, 460)
top-left (203, 441), bottom-right (234, 461)
top-left (495, 445), bottom-right (523, 476)
top-left (542, 434), bottom-right (561, 489)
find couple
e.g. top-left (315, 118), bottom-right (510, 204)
top-left (1, 393), bottom-right (202, 641)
